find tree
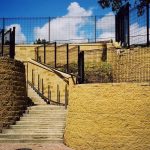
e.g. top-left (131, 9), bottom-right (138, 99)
top-left (98, 0), bottom-right (149, 15)
top-left (34, 38), bottom-right (47, 44)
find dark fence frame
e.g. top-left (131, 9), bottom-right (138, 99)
top-left (116, 3), bottom-right (150, 47)
top-left (0, 27), bottom-right (15, 58)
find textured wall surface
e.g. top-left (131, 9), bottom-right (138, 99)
top-left (64, 83), bottom-right (150, 150)
top-left (0, 58), bottom-right (28, 131)
top-left (107, 47), bottom-right (150, 82)
top-left (15, 45), bottom-right (39, 61)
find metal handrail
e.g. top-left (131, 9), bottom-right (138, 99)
top-left (28, 81), bottom-right (66, 106)
top-left (25, 60), bottom-right (69, 108)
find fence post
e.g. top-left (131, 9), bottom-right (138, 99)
top-left (10, 27), bottom-right (15, 59)
top-left (94, 16), bottom-right (97, 43)
top-left (36, 47), bottom-right (39, 61)
top-left (1, 29), bottom-right (4, 56)
top-left (26, 62), bottom-right (28, 97)
top-left (127, 3), bottom-right (130, 47)
top-left (146, 3), bottom-right (149, 46)
top-left (44, 43), bottom-right (46, 64)
top-left (66, 44), bottom-right (69, 73)
top-left (54, 42), bottom-right (57, 68)
top-left (78, 51), bottom-right (84, 84)
top-left (49, 17), bottom-right (51, 43)
top-left (3, 18), bottom-right (5, 30)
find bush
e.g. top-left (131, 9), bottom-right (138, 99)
top-left (84, 62), bottom-right (113, 83)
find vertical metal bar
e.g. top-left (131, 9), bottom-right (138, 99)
top-left (54, 42), bottom-right (57, 68)
top-left (65, 84), bottom-right (68, 109)
top-left (3, 18), bottom-right (5, 30)
top-left (77, 46), bottom-right (80, 83)
top-left (78, 51), bottom-right (84, 84)
top-left (57, 84), bottom-right (60, 104)
top-left (115, 15), bottom-right (118, 42)
top-left (26, 62), bottom-right (28, 97)
top-left (9, 28), bottom-right (12, 58)
top-left (10, 28), bottom-right (15, 59)
top-left (36, 47), bottom-right (39, 61)
top-left (48, 85), bottom-right (51, 104)
top-left (32, 69), bottom-right (34, 86)
top-left (94, 16), bottom-right (97, 43)
top-left (127, 3), bottom-right (130, 47)
top-left (1, 29), bottom-right (4, 56)
top-left (44, 43), bottom-right (46, 64)
top-left (66, 44), bottom-right (69, 73)
top-left (49, 17), bottom-right (51, 43)
top-left (81, 51), bottom-right (85, 83)
top-left (13, 27), bottom-right (15, 58)
top-left (146, 3), bottom-right (149, 46)
top-left (42, 79), bottom-right (44, 95)
top-left (38, 74), bottom-right (40, 91)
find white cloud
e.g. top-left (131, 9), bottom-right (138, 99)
top-left (6, 24), bottom-right (26, 44)
top-left (130, 23), bottom-right (147, 45)
top-left (98, 32), bottom-right (115, 41)
top-left (34, 2), bottom-right (92, 43)
top-left (96, 12), bottom-right (115, 41)
top-left (97, 12), bottom-right (115, 32)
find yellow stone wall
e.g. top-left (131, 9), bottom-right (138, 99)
top-left (64, 83), bottom-right (150, 150)
top-left (15, 43), bottom-right (106, 64)
top-left (107, 47), bottom-right (150, 82)
top-left (15, 45), bottom-right (40, 61)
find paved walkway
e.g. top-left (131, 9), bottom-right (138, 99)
top-left (0, 143), bottom-right (74, 150)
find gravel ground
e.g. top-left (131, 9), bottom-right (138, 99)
top-left (0, 143), bottom-right (74, 150)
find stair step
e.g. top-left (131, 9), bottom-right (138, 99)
top-left (3, 129), bottom-right (64, 134)
top-left (28, 106), bottom-right (66, 110)
top-left (0, 133), bottom-right (63, 139)
top-left (10, 125), bottom-right (65, 129)
top-left (0, 138), bottom-right (63, 143)
top-left (3, 128), bottom-right (64, 133)
top-left (16, 121), bottom-right (65, 125)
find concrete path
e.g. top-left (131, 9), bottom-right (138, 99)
top-left (0, 143), bottom-right (74, 150)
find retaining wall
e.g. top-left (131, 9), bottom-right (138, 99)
top-left (64, 83), bottom-right (150, 150)
top-left (0, 58), bottom-right (28, 131)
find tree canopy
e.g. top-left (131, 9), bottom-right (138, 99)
top-left (98, 0), bottom-right (149, 15)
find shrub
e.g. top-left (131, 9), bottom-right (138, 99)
top-left (84, 62), bottom-right (113, 83)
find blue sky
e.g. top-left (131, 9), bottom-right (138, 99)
top-left (0, 0), bottom-right (112, 17)
top-left (0, 0), bottom-right (147, 45)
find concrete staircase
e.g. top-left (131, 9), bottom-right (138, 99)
top-left (27, 85), bottom-right (47, 105)
top-left (0, 86), bottom-right (67, 143)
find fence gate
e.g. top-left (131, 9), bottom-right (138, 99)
top-left (115, 3), bottom-right (130, 47)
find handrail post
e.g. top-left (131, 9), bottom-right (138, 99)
top-left (38, 74), bottom-right (40, 91)
top-left (57, 84), bottom-right (60, 105)
top-left (42, 78), bottom-right (44, 95)
top-left (48, 85), bottom-right (51, 104)
top-left (32, 69), bottom-right (34, 86)
top-left (65, 84), bottom-right (68, 109)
